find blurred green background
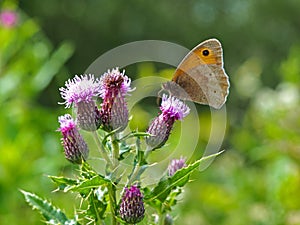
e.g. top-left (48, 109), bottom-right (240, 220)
top-left (1, 0), bottom-right (300, 224)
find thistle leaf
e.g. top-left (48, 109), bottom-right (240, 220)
top-left (144, 151), bottom-right (224, 203)
top-left (48, 176), bottom-right (78, 192)
top-left (87, 191), bottom-right (107, 221)
top-left (21, 190), bottom-right (80, 225)
top-left (66, 175), bottom-right (111, 197)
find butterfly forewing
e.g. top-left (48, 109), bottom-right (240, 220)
top-left (171, 38), bottom-right (229, 109)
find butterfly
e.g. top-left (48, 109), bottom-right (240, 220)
top-left (162, 38), bottom-right (230, 109)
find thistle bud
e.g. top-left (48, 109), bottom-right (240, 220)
top-left (98, 68), bottom-right (133, 132)
top-left (119, 185), bottom-right (145, 224)
top-left (146, 94), bottom-right (190, 150)
top-left (58, 114), bottom-right (89, 164)
top-left (168, 157), bottom-right (187, 176)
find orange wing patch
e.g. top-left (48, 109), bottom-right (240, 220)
top-left (193, 47), bottom-right (219, 65)
top-left (166, 38), bottom-right (229, 109)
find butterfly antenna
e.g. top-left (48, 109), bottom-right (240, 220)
top-left (156, 82), bottom-right (172, 105)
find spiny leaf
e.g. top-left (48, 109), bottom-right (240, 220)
top-left (21, 190), bottom-right (80, 225)
top-left (144, 151), bottom-right (224, 203)
top-left (48, 176), bottom-right (78, 192)
top-left (80, 161), bottom-right (98, 179)
top-left (87, 191), bottom-right (108, 221)
top-left (66, 175), bottom-right (111, 195)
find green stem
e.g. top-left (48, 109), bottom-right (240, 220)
top-left (143, 147), bottom-right (151, 159)
top-left (127, 163), bottom-right (141, 186)
top-left (92, 131), bottom-right (113, 170)
top-left (127, 146), bottom-right (152, 186)
top-left (95, 201), bottom-right (104, 225)
top-left (108, 183), bottom-right (119, 225)
top-left (158, 204), bottom-right (166, 225)
top-left (158, 213), bottom-right (166, 225)
top-left (111, 134), bottom-right (119, 169)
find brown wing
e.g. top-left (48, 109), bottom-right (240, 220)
top-left (171, 38), bottom-right (230, 109)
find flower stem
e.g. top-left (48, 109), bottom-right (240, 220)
top-left (127, 164), bottom-right (141, 186)
top-left (127, 146), bottom-right (151, 186)
top-left (108, 183), bottom-right (119, 225)
top-left (92, 131), bottom-right (114, 170)
top-left (158, 213), bottom-right (166, 225)
top-left (111, 134), bottom-right (119, 169)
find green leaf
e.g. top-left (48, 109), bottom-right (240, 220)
top-left (102, 127), bottom-right (121, 146)
top-left (131, 131), bottom-right (151, 137)
top-left (66, 175), bottom-right (111, 197)
top-left (120, 131), bottom-right (150, 141)
top-left (87, 191), bottom-right (108, 221)
top-left (144, 151), bottom-right (224, 203)
top-left (20, 190), bottom-right (80, 225)
top-left (136, 149), bottom-right (148, 167)
top-left (119, 141), bottom-right (132, 160)
top-left (163, 188), bottom-right (182, 212)
top-left (80, 161), bottom-right (98, 179)
top-left (48, 176), bottom-right (78, 192)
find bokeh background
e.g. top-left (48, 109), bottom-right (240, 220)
top-left (1, 0), bottom-right (300, 224)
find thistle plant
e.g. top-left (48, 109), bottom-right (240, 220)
top-left (22, 67), bottom-right (224, 225)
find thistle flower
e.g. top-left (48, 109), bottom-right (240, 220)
top-left (58, 114), bottom-right (89, 164)
top-left (119, 185), bottom-right (145, 224)
top-left (146, 94), bottom-right (190, 150)
top-left (168, 157), bottom-right (187, 176)
top-left (98, 68), bottom-right (133, 132)
top-left (0, 10), bottom-right (18, 28)
top-left (59, 74), bottom-right (101, 131)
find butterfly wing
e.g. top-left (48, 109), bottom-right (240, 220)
top-left (170, 38), bottom-right (230, 109)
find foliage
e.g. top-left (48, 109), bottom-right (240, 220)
top-left (22, 137), bottom-right (223, 224)
top-left (0, 1), bottom-right (74, 224)
top-left (1, 0), bottom-right (300, 224)
top-left (21, 190), bottom-right (79, 225)
top-left (20, 64), bottom-right (225, 224)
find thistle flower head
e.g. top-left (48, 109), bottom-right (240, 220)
top-left (59, 74), bottom-right (101, 131)
top-left (99, 68), bottom-right (132, 98)
top-left (146, 95), bottom-right (190, 150)
top-left (59, 74), bottom-right (100, 108)
top-left (168, 156), bottom-right (187, 176)
top-left (58, 114), bottom-right (89, 164)
top-left (98, 68), bottom-right (133, 132)
top-left (119, 185), bottom-right (145, 224)
top-left (58, 114), bottom-right (76, 133)
top-left (160, 94), bottom-right (190, 120)
top-left (0, 10), bottom-right (18, 28)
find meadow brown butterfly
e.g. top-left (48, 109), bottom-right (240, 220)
top-left (162, 38), bottom-right (230, 109)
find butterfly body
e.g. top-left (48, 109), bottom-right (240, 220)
top-left (164, 38), bottom-right (230, 109)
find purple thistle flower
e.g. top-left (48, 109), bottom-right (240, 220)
top-left (0, 10), bottom-right (18, 28)
top-left (98, 68), bottom-right (133, 132)
top-left (168, 156), bottom-right (187, 176)
top-left (146, 94), bottom-right (190, 150)
top-left (119, 185), bottom-right (145, 224)
top-left (59, 74), bottom-right (101, 131)
top-left (58, 114), bottom-right (89, 164)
